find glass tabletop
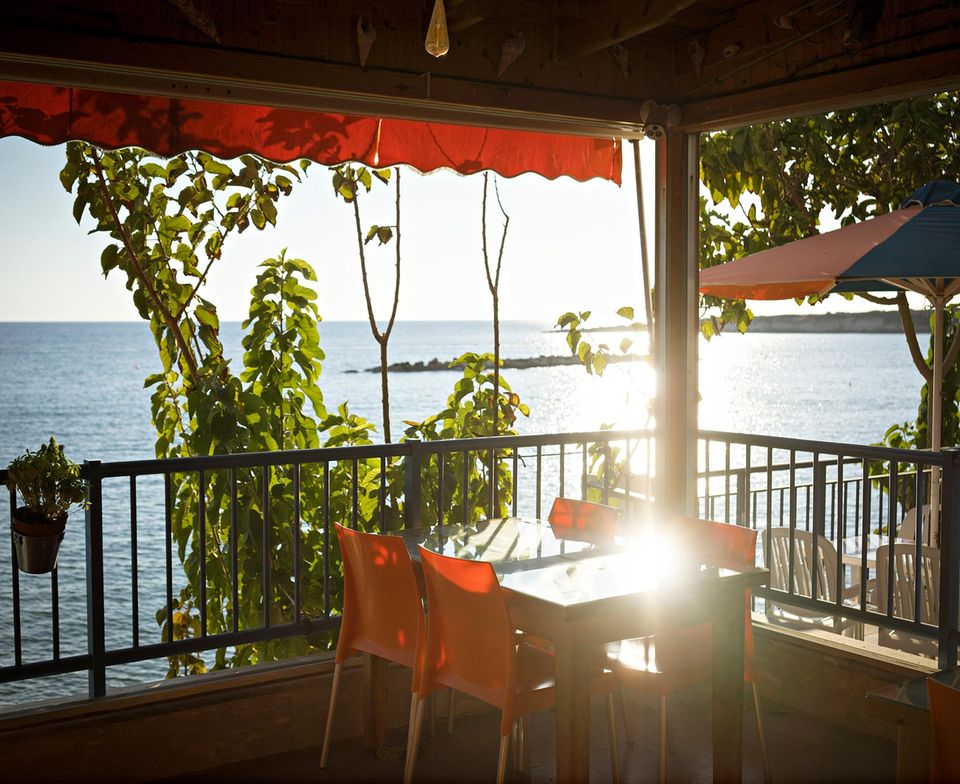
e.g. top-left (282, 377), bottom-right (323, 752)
top-left (401, 516), bottom-right (765, 608)
top-left (400, 516), bottom-right (607, 573)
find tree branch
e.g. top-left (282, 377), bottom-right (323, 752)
top-left (382, 168), bottom-right (402, 343)
top-left (92, 149), bottom-right (200, 384)
top-left (896, 291), bottom-right (932, 383)
top-left (352, 190), bottom-right (384, 344)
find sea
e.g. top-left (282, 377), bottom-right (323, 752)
top-left (0, 320), bottom-right (927, 705)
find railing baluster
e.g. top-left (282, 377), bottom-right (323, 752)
top-left (198, 469), bottom-right (207, 638)
top-left (380, 456), bottom-right (387, 533)
top-left (164, 471), bottom-right (174, 647)
top-left (293, 463), bottom-right (301, 621)
top-left (788, 450), bottom-right (797, 599)
top-left (323, 461), bottom-right (331, 618)
top-left (438, 453), bottom-right (446, 522)
top-left (51, 567), bottom-right (59, 660)
top-left (558, 443), bottom-right (565, 499)
top-left (86, 460), bottom-right (106, 697)
top-left (130, 475), bottom-right (139, 648)
top-left (537, 445), bottom-right (544, 519)
top-left (859, 459), bottom-right (871, 611)
top-left (462, 450), bottom-right (470, 524)
top-left (351, 460), bottom-right (359, 529)
top-left (724, 441), bottom-right (731, 523)
top-left (511, 448), bottom-right (519, 517)
top-left (10, 486), bottom-right (21, 667)
top-left (262, 465), bottom-right (270, 629)
top-left (579, 442), bottom-right (586, 502)
top-left (624, 438), bottom-right (632, 520)
top-left (230, 468), bottom-right (239, 634)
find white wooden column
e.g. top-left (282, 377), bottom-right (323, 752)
top-left (654, 129), bottom-right (699, 517)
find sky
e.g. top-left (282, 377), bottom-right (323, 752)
top-left (0, 136), bottom-right (903, 324)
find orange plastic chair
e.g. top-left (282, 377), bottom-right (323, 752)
top-left (404, 545), bottom-right (621, 784)
top-left (928, 678), bottom-right (960, 782)
top-left (604, 516), bottom-right (771, 784)
top-left (548, 496), bottom-right (620, 545)
top-left (320, 523), bottom-right (425, 768)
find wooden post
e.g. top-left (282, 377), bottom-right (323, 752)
top-left (654, 129), bottom-right (699, 518)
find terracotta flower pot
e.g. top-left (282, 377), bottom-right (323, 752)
top-left (11, 508), bottom-right (67, 574)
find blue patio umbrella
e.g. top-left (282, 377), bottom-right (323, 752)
top-left (700, 181), bottom-right (960, 541)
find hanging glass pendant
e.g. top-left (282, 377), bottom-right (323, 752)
top-left (425, 0), bottom-right (450, 57)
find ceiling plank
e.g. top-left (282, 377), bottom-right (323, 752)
top-left (677, 46), bottom-right (960, 131)
top-left (557, 0), bottom-right (699, 61)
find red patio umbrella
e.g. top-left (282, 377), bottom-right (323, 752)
top-left (700, 181), bottom-right (960, 543)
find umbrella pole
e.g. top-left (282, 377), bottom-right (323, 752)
top-left (931, 296), bottom-right (945, 545)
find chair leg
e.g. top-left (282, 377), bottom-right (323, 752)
top-left (496, 732), bottom-right (510, 784)
top-left (403, 696), bottom-right (427, 784)
top-left (658, 694), bottom-right (667, 784)
top-left (605, 693), bottom-right (622, 784)
top-left (617, 683), bottom-right (634, 745)
top-left (405, 691), bottom-right (418, 757)
top-left (319, 661), bottom-right (342, 769)
top-left (752, 682), bottom-right (773, 784)
top-left (518, 716), bottom-right (527, 773)
top-left (447, 689), bottom-right (457, 735)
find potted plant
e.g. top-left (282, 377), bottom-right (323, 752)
top-left (6, 437), bottom-right (87, 574)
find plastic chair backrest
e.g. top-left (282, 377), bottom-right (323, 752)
top-left (335, 523), bottom-right (423, 670)
top-left (875, 542), bottom-right (940, 624)
top-left (674, 517), bottom-right (759, 678)
top-left (416, 545), bottom-right (515, 710)
top-left (674, 516), bottom-right (757, 571)
top-left (548, 497), bottom-right (619, 545)
top-left (761, 527), bottom-right (839, 602)
top-left (928, 678), bottom-right (960, 782)
top-left (899, 504), bottom-right (930, 542)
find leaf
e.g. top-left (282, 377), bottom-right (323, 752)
top-left (616, 306), bottom-right (635, 320)
top-left (619, 337), bottom-right (634, 353)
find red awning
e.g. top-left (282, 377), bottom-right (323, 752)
top-left (0, 80), bottom-right (621, 184)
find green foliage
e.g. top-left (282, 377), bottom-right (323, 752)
top-left (555, 308), bottom-right (645, 376)
top-left (6, 437), bottom-right (87, 522)
top-left (404, 353), bottom-right (528, 523)
top-left (62, 144), bottom-right (389, 674)
top-left (698, 93), bottom-right (960, 338)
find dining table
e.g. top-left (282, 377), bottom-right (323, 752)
top-left (359, 516), bottom-right (768, 784)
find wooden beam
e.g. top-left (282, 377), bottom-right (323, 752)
top-left (558, 0), bottom-right (699, 61)
top-left (654, 129), bottom-right (699, 517)
top-left (0, 26), bottom-right (651, 137)
top-left (677, 47), bottom-right (960, 131)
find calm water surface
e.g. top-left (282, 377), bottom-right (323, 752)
top-left (0, 321), bottom-right (925, 704)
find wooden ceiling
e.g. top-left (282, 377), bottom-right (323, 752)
top-left (1, 0), bottom-right (959, 137)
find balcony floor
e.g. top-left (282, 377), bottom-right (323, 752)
top-left (164, 683), bottom-right (897, 783)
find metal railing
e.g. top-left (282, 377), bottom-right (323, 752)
top-left (1, 427), bottom-right (958, 708)
top-left (0, 429), bottom-right (653, 702)
top-left (698, 431), bottom-right (960, 667)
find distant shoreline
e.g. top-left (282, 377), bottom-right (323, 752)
top-left (741, 310), bottom-right (929, 334)
top-left (350, 353), bottom-right (649, 373)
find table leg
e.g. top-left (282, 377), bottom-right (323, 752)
top-left (896, 722), bottom-right (931, 784)
top-left (554, 622), bottom-right (594, 783)
top-left (712, 593), bottom-right (745, 784)
top-left (363, 653), bottom-right (389, 749)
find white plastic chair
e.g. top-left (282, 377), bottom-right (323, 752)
top-left (875, 542), bottom-right (940, 656)
top-left (897, 504), bottom-right (930, 542)
top-left (761, 527), bottom-right (862, 636)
